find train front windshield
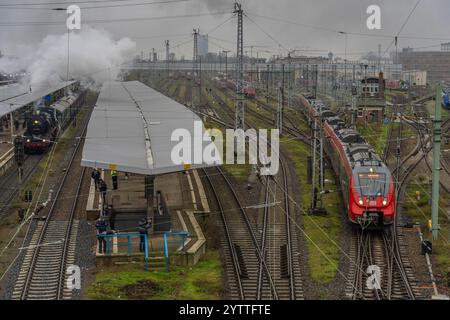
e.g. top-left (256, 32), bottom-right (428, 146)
top-left (357, 173), bottom-right (387, 198)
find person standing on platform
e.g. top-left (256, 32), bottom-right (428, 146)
top-left (111, 170), bottom-right (118, 190)
top-left (95, 218), bottom-right (108, 254)
top-left (91, 169), bottom-right (100, 189)
top-left (109, 205), bottom-right (116, 231)
top-left (138, 218), bottom-right (152, 252)
top-left (99, 179), bottom-right (108, 206)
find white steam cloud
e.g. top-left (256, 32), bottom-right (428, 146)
top-left (0, 26), bottom-right (136, 87)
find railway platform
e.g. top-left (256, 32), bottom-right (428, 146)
top-left (81, 81), bottom-right (216, 269)
top-left (89, 169), bottom-right (208, 269)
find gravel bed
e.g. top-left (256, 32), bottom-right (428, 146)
top-left (0, 219), bottom-right (38, 299)
top-left (72, 220), bottom-right (96, 300)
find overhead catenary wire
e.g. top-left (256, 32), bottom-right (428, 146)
top-left (0, 0), bottom-right (155, 6)
top-left (0, 0), bottom-right (190, 10)
top-left (382, 0), bottom-right (423, 57)
top-left (149, 13), bottom-right (234, 59)
top-left (0, 11), bottom-right (231, 27)
top-left (247, 10), bottom-right (444, 43)
top-left (244, 13), bottom-right (289, 53)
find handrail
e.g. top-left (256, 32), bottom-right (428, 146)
top-left (0, 147), bottom-right (14, 168)
top-left (0, 147), bottom-right (13, 161)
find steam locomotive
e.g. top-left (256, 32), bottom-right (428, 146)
top-left (24, 90), bottom-right (86, 153)
top-left (299, 96), bottom-right (396, 228)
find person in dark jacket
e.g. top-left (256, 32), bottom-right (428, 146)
top-left (138, 218), bottom-right (152, 252)
top-left (95, 218), bottom-right (109, 254)
top-left (99, 179), bottom-right (108, 205)
top-left (91, 169), bottom-right (100, 189)
top-left (109, 205), bottom-right (116, 231)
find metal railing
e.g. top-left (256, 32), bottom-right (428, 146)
top-left (99, 233), bottom-right (149, 271)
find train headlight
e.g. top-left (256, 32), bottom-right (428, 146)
top-left (42, 139), bottom-right (46, 143)
top-left (382, 199), bottom-right (388, 206)
top-left (358, 198), bottom-right (364, 206)
top-left (26, 139), bottom-right (30, 143)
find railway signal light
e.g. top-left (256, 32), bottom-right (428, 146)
top-left (14, 136), bottom-right (24, 167)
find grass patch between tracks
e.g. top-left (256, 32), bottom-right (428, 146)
top-left (358, 122), bottom-right (390, 155)
top-left (280, 137), bottom-right (342, 285)
top-left (86, 250), bottom-right (223, 300)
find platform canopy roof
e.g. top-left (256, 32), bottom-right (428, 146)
top-left (81, 81), bottom-right (220, 176)
top-left (0, 80), bottom-right (77, 118)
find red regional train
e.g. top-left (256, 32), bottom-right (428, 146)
top-left (244, 86), bottom-right (256, 99)
top-left (299, 96), bottom-right (396, 228)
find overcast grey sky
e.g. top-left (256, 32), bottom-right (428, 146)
top-left (1, 0), bottom-right (449, 61)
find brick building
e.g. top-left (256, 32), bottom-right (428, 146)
top-left (357, 73), bottom-right (386, 123)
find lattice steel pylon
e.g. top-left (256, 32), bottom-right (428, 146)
top-left (192, 29), bottom-right (199, 110)
top-left (234, 2), bottom-right (245, 130)
top-left (165, 40), bottom-right (170, 78)
top-left (276, 86), bottom-right (283, 133)
top-left (276, 64), bottom-right (285, 134)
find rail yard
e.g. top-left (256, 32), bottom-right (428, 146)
top-left (0, 0), bottom-right (449, 309)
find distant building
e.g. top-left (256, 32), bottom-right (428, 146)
top-left (402, 47), bottom-right (414, 53)
top-left (402, 70), bottom-right (427, 86)
top-left (198, 34), bottom-right (208, 57)
top-left (275, 55), bottom-right (330, 65)
top-left (441, 42), bottom-right (450, 52)
top-left (357, 72), bottom-right (386, 123)
top-left (397, 46), bottom-right (450, 83)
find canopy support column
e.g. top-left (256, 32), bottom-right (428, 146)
top-left (145, 175), bottom-right (156, 233)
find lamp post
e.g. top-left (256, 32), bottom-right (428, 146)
top-left (52, 8), bottom-right (71, 92)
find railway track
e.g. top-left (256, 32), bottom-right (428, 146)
top-left (346, 228), bottom-right (419, 300)
top-left (288, 92), bottom-right (421, 300)
top-left (259, 157), bottom-right (304, 299)
top-left (352, 93), bottom-right (423, 300)
top-left (210, 84), bottom-right (311, 145)
top-left (0, 155), bottom-right (44, 217)
top-left (198, 84), bottom-right (304, 300)
top-left (11, 112), bottom-right (90, 300)
top-left (202, 167), bottom-right (278, 300)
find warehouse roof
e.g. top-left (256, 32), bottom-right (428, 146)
top-left (0, 80), bottom-right (77, 118)
top-left (81, 81), bottom-right (219, 176)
